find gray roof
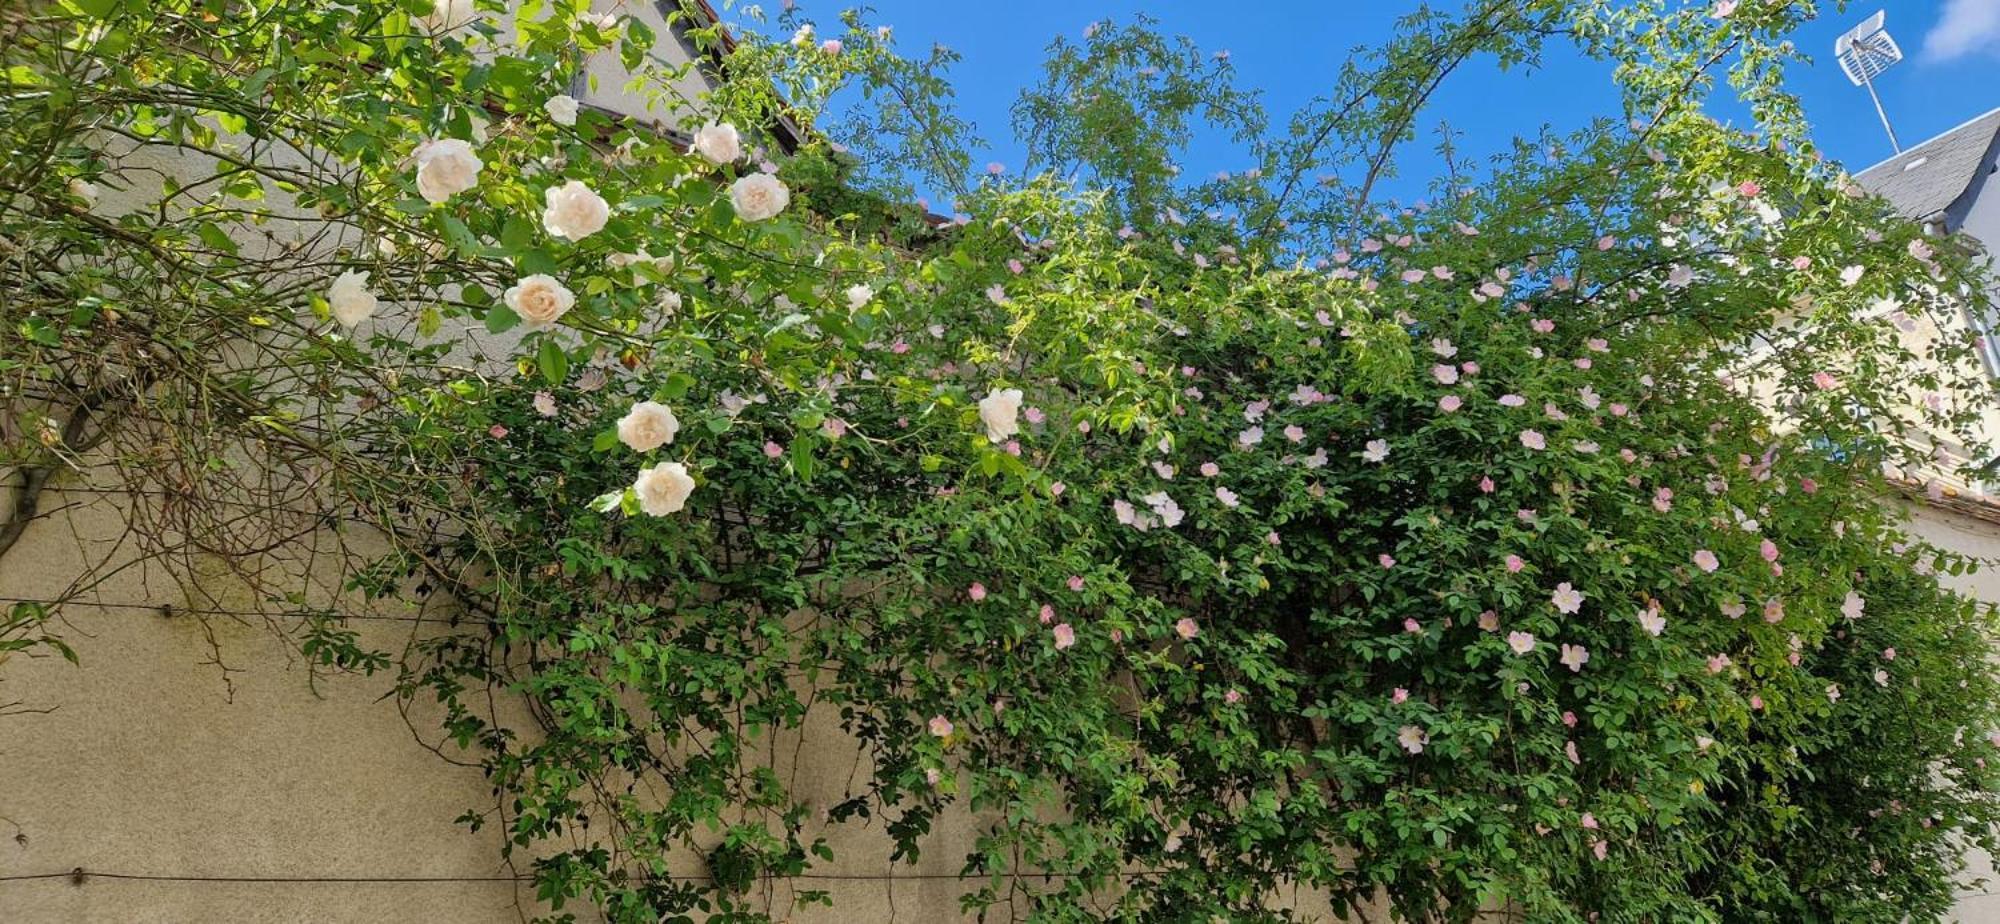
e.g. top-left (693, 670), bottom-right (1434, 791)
top-left (1853, 107), bottom-right (2000, 221)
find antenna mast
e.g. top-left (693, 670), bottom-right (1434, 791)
top-left (1835, 11), bottom-right (1904, 154)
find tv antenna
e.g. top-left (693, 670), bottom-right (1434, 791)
top-left (1835, 11), bottom-right (1904, 154)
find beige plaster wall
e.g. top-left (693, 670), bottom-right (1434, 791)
top-left (0, 480), bottom-right (1014, 923)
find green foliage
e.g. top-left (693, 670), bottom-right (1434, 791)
top-left (4, 1), bottom-right (1999, 922)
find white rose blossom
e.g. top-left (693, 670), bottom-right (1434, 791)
top-left (504, 274), bottom-right (575, 329)
top-left (541, 180), bottom-right (609, 241)
top-left (692, 123), bottom-right (742, 165)
top-left (543, 94), bottom-right (580, 126)
top-left (978, 388), bottom-right (1024, 443)
top-left (633, 461), bottom-right (696, 516)
top-left (616, 401), bottom-right (680, 453)
top-left (327, 270), bottom-right (378, 328)
top-left (845, 284), bottom-right (873, 309)
top-left (416, 0), bottom-right (477, 34)
top-left (412, 138), bottom-right (483, 204)
top-left (728, 173), bottom-right (790, 222)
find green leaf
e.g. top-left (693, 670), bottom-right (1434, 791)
top-left (789, 438), bottom-right (816, 482)
top-left (195, 221), bottom-right (238, 255)
top-left (69, 0), bottom-right (120, 18)
top-left (484, 302), bottom-right (521, 334)
top-left (438, 214), bottom-right (482, 257)
top-left (537, 338), bottom-right (570, 384)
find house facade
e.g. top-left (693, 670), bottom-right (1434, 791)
top-left (1851, 108), bottom-right (2000, 924)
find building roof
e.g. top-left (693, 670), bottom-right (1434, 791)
top-left (1853, 107), bottom-right (2000, 223)
top-left (669, 0), bottom-right (807, 153)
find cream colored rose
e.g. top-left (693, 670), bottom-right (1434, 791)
top-left (542, 180), bottom-right (609, 241)
top-left (544, 94), bottom-right (580, 126)
top-left (692, 123), bottom-right (742, 165)
top-left (616, 400), bottom-right (680, 453)
top-left (416, 0), bottom-right (477, 33)
top-left (845, 283), bottom-right (873, 309)
top-left (729, 173), bottom-right (790, 222)
top-left (327, 270), bottom-right (377, 327)
top-left (504, 274), bottom-right (575, 329)
top-left (978, 388), bottom-right (1024, 443)
top-left (633, 461), bottom-right (696, 516)
top-left (413, 138), bottom-right (482, 204)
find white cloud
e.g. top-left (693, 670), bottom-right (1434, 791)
top-left (1922, 0), bottom-right (2000, 61)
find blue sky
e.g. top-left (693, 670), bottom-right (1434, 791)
top-left (757, 0), bottom-right (2000, 208)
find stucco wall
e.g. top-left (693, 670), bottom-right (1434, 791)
top-left (0, 482), bottom-right (1018, 923)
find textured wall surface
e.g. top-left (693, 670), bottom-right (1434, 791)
top-left (0, 483), bottom-right (1008, 923)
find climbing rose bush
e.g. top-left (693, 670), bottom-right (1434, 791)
top-left (3, 1), bottom-right (1999, 922)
